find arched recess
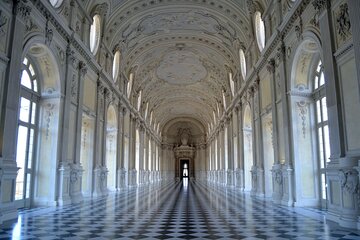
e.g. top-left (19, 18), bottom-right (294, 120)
top-left (123, 111), bottom-right (130, 171)
top-left (290, 33), bottom-right (324, 207)
top-left (80, 113), bottom-right (95, 197)
top-left (106, 105), bottom-right (117, 190)
top-left (18, 41), bottom-right (61, 207)
top-left (243, 104), bottom-right (253, 191)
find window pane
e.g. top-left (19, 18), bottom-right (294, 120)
top-left (317, 61), bottom-right (322, 72)
top-left (31, 102), bottom-right (37, 125)
top-left (15, 126), bottom-right (28, 200)
top-left (314, 76), bottom-right (319, 89)
top-left (322, 97), bottom-right (328, 122)
top-left (324, 125), bottom-right (331, 162)
top-left (321, 173), bottom-right (326, 200)
top-left (19, 97), bottom-right (31, 123)
top-left (29, 64), bottom-right (35, 77)
top-left (28, 129), bottom-right (34, 169)
top-left (23, 57), bottom-right (28, 66)
top-left (21, 70), bottom-right (32, 89)
top-left (318, 128), bottom-right (324, 166)
top-left (26, 173), bottom-right (31, 199)
top-left (319, 72), bottom-right (325, 86)
top-left (316, 100), bottom-right (321, 124)
top-left (33, 79), bottom-right (38, 92)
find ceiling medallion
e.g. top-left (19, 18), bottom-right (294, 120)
top-left (156, 50), bottom-right (207, 85)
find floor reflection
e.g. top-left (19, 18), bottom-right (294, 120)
top-left (0, 180), bottom-right (359, 239)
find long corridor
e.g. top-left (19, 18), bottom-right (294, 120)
top-left (1, 180), bottom-right (359, 240)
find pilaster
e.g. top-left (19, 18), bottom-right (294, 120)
top-left (348, 0), bottom-right (360, 102)
top-left (0, 0), bottom-right (31, 224)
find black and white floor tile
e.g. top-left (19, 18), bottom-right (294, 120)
top-left (1, 179), bottom-right (360, 239)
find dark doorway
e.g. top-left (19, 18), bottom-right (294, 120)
top-left (180, 159), bottom-right (189, 179)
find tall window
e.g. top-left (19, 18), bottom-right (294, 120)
top-left (229, 72), bottom-right (235, 96)
top-left (16, 57), bottom-right (40, 202)
top-left (90, 14), bottom-right (101, 54)
top-left (313, 60), bottom-right (330, 201)
top-left (112, 51), bottom-right (121, 82)
top-left (239, 49), bottom-right (247, 80)
top-left (254, 11), bottom-right (265, 52)
top-left (127, 73), bottom-right (134, 98)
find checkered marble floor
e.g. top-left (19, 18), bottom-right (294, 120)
top-left (1, 179), bottom-right (360, 239)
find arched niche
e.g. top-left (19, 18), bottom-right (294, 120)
top-left (21, 42), bottom-right (61, 207)
top-left (162, 118), bottom-right (206, 180)
top-left (106, 104), bottom-right (117, 190)
top-left (290, 34), bottom-right (322, 207)
top-left (243, 103), bottom-right (253, 192)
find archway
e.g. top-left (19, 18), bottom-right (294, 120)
top-left (79, 114), bottom-right (95, 196)
top-left (15, 42), bottom-right (61, 208)
top-left (106, 105), bottom-right (117, 190)
top-left (290, 36), bottom-right (326, 207)
top-left (243, 104), bottom-right (253, 191)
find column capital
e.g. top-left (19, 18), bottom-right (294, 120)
top-left (14, 0), bottom-right (31, 22)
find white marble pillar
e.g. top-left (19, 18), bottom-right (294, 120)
top-left (70, 61), bottom-right (88, 204)
top-left (116, 106), bottom-right (126, 189)
top-left (0, 0), bottom-right (31, 224)
top-left (348, 0), bottom-right (360, 101)
top-left (276, 41), bottom-right (295, 207)
top-left (93, 82), bottom-right (105, 197)
top-left (313, 0), bottom-right (358, 228)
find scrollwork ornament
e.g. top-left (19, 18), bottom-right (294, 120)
top-left (14, 0), bottom-right (31, 21)
top-left (312, 0), bottom-right (328, 14)
top-left (336, 3), bottom-right (351, 42)
top-left (339, 169), bottom-right (359, 195)
top-left (79, 61), bottom-right (87, 77)
top-left (266, 58), bottom-right (276, 73)
top-left (275, 170), bottom-right (282, 185)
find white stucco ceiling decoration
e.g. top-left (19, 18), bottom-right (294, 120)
top-left (156, 50), bottom-right (207, 85)
top-left (96, 0), bottom-right (252, 132)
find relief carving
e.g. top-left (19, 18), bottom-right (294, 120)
top-left (336, 3), bottom-right (351, 44)
top-left (45, 103), bottom-right (55, 139)
top-left (339, 169), bottom-right (359, 195)
top-left (296, 101), bottom-right (308, 138)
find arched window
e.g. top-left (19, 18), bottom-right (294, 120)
top-left (229, 72), bottom-right (235, 96)
top-left (127, 72), bottom-right (134, 98)
top-left (15, 57), bottom-right (40, 202)
top-left (313, 60), bottom-right (330, 201)
top-left (90, 14), bottom-right (101, 54)
top-left (112, 51), bottom-right (121, 82)
top-left (137, 90), bottom-right (142, 111)
top-left (239, 49), bottom-right (247, 80)
top-left (49, 0), bottom-right (63, 7)
top-left (254, 11), bottom-right (266, 52)
top-left (222, 90), bottom-right (227, 109)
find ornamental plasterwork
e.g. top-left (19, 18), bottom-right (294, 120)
top-left (335, 3), bottom-right (351, 46)
top-left (156, 50), bottom-right (207, 85)
top-left (296, 101), bottom-right (308, 138)
top-left (0, 10), bottom-right (8, 53)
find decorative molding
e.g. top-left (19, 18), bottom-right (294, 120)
top-left (296, 101), bottom-right (308, 138)
top-left (266, 58), bottom-right (276, 73)
top-left (14, 0), bottom-right (31, 21)
top-left (339, 169), bottom-right (359, 195)
top-left (312, 0), bottom-right (328, 14)
top-left (335, 3), bottom-right (351, 44)
top-left (44, 103), bottom-right (55, 140)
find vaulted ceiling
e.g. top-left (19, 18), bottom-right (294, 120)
top-left (92, 0), bottom-right (253, 135)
